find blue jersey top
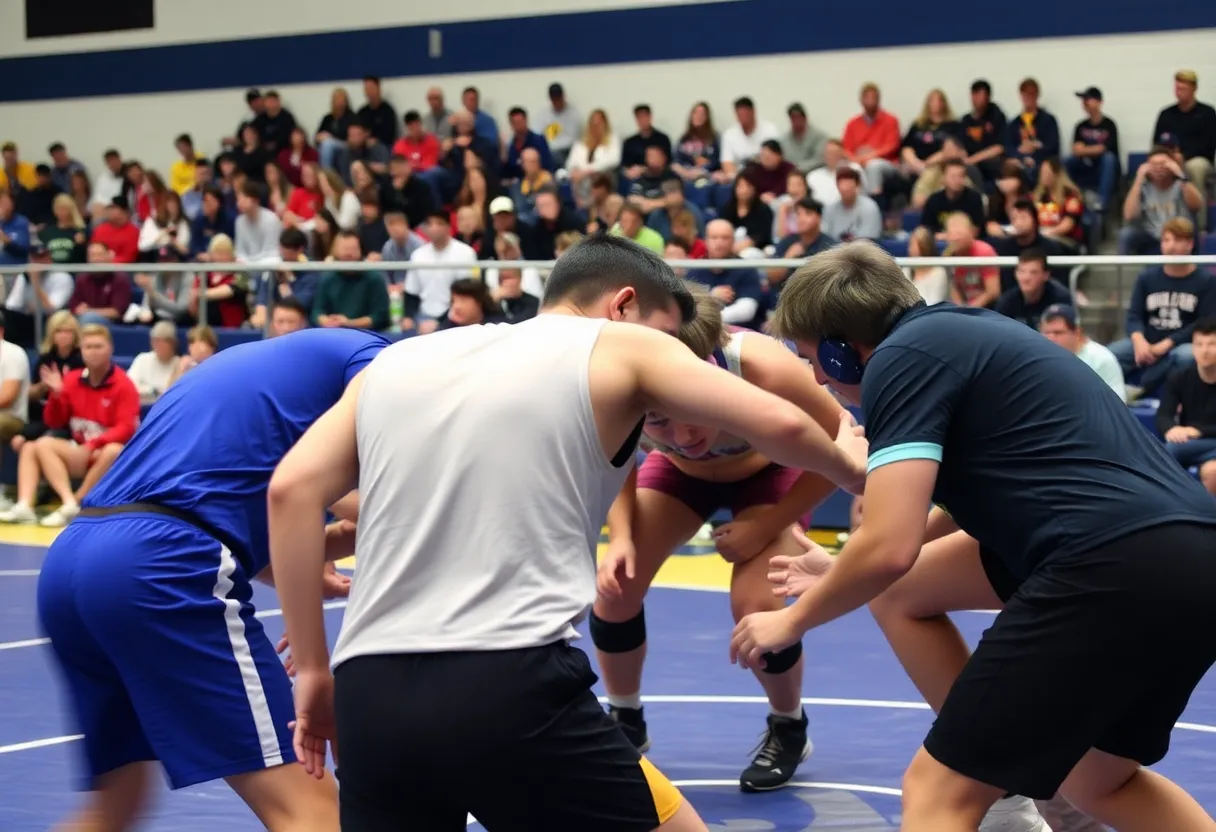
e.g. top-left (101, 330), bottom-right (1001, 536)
top-left (862, 304), bottom-right (1216, 580)
top-left (86, 329), bottom-right (390, 574)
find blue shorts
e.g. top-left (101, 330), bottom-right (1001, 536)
top-left (36, 512), bottom-right (296, 790)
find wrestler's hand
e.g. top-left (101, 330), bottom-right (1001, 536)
top-left (713, 517), bottom-right (779, 564)
top-left (290, 669), bottom-right (339, 778)
top-left (730, 609), bottom-right (802, 671)
top-left (321, 562), bottom-right (351, 599)
top-left (834, 411), bottom-right (868, 495)
top-left (276, 634), bottom-right (296, 678)
top-left (597, 538), bottom-right (637, 599)
top-left (768, 539), bottom-right (835, 599)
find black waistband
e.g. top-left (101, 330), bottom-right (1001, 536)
top-left (78, 502), bottom-right (246, 561)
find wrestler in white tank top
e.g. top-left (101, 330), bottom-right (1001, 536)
top-left (331, 315), bottom-right (636, 667)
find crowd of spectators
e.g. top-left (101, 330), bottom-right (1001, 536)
top-left (0, 66), bottom-right (1215, 517)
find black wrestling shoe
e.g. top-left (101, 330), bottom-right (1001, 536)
top-left (609, 705), bottom-right (651, 753)
top-left (739, 711), bottom-right (812, 792)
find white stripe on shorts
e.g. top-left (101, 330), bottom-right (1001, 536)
top-left (212, 544), bottom-right (283, 770)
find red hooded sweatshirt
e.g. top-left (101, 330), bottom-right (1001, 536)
top-left (44, 364), bottom-right (141, 452)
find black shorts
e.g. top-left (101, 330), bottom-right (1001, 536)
top-left (333, 642), bottom-right (683, 831)
top-left (927, 522), bottom-right (1216, 799)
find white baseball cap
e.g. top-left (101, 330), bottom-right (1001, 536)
top-left (489, 196), bottom-right (516, 215)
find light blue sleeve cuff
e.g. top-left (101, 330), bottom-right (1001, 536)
top-left (867, 442), bottom-right (943, 473)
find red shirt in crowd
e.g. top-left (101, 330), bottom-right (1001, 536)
top-left (44, 364), bottom-right (141, 452)
top-left (276, 146), bottom-right (320, 187)
top-left (286, 187), bottom-right (321, 222)
top-left (193, 272), bottom-right (249, 328)
top-left (90, 222), bottom-right (140, 263)
top-left (842, 110), bottom-right (902, 163)
top-left (69, 273), bottom-right (133, 316)
top-left (391, 134), bottom-right (441, 171)
top-left (950, 240), bottom-right (1000, 305)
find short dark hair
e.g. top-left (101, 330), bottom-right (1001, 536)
top-left (590, 173), bottom-right (613, 191)
top-left (1017, 247), bottom-right (1049, 271)
top-left (508, 106), bottom-right (527, 119)
top-left (462, 85), bottom-right (479, 97)
top-left (541, 232), bottom-right (694, 323)
top-left (103, 148), bottom-right (120, 159)
top-left (175, 133), bottom-right (193, 145)
top-left (734, 96), bottom-right (755, 110)
top-left (1010, 197), bottom-right (1037, 216)
top-left (633, 104), bottom-right (651, 115)
top-left (942, 158), bottom-right (967, 174)
top-left (274, 296), bottom-right (308, 317)
top-left (201, 184), bottom-right (224, 202)
top-left (761, 139), bottom-right (783, 155)
top-left (403, 110), bottom-right (421, 124)
top-left (239, 180), bottom-right (264, 201)
top-left (795, 197), bottom-right (823, 215)
top-left (971, 79), bottom-right (992, 95)
top-left (48, 142), bottom-right (65, 154)
top-left (364, 76), bottom-right (381, 85)
top-left (427, 210), bottom-right (451, 224)
top-left (280, 228), bottom-right (308, 251)
top-left (1194, 317), bottom-right (1216, 338)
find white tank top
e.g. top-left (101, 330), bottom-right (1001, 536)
top-left (331, 315), bottom-right (636, 667)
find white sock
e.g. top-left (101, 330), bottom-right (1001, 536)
top-left (607, 693), bottom-right (642, 710)
top-left (770, 705), bottom-right (803, 720)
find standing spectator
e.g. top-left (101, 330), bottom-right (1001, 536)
top-left (270, 297), bottom-right (309, 337)
top-left (719, 173), bottom-right (773, 253)
top-left (769, 197), bottom-right (837, 299)
top-left (502, 107), bottom-right (555, 180)
top-left (47, 143), bottom-right (86, 194)
top-left (841, 83), bottom-right (902, 197)
top-left (1152, 70), bottom-right (1216, 213)
top-left (258, 91), bottom-right (297, 155)
top-left (88, 198), bottom-right (139, 264)
top-left (780, 103), bottom-right (829, 173)
top-left (903, 226), bottom-right (949, 305)
top-left (358, 77), bottom-right (399, 148)
top-left (1156, 317), bottom-right (1216, 494)
top-left (719, 97), bottom-right (779, 179)
top-left (276, 127), bottom-right (318, 188)
top-left (0, 311), bottom-right (31, 444)
top-left (315, 87), bottom-right (355, 172)
top-left (1110, 218), bottom-right (1216, 394)
top-left (686, 219), bottom-right (764, 329)
top-left (1040, 303), bottom-right (1127, 402)
top-left (234, 181), bottom-right (283, 266)
top-left (672, 102), bottom-right (720, 184)
top-left (460, 86), bottom-right (500, 146)
top-left (312, 231), bottom-right (390, 331)
top-left (920, 159), bottom-right (985, 237)
top-left (1119, 146), bottom-right (1204, 255)
top-left (995, 248), bottom-right (1073, 328)
top-left (18, 166), bottom-right (59, 230)
top-left (168, 134), bottom-right (203, 196)
top-left (620, 105), bottom-right (673, 179)
top-left (1066, 87), bottom-right (1120, 212)
top-left (944, 212), bottom-right (1000, 308)
top-left (90, 150), bottom-right (126, 219)
top-left (805, 140), bottom-right (860, 207)
top-left (0, 323), bottom-right (138, 527)
top-left (610, 203), bottom-right (664, 255)
top-left (899, 89), bottom-right (960, 184)
top-left (4, 244), bottom-right (74, 346)
top-left (189, 185), bottom-right (235, 260)
top-left (392, 112), bottom-right (442, 173)
top-left (127, 322), bottom-right (179, 402)
top-left (820, 166), bottom-right (882, 241)
top-left (1005, 78), bottom-right (1060, 181)
top-left (565, 110), bottom-right (621, 206)
top-left (1032, 158), bottom-right (1086, 249)
top-left (0, 142), bottom-right (37, 193)
top-left (0, 190), bottom-right (31, 270)
top-left (537, 83), bottom-right (581, 168)
top-left (959, 79), bottom-right (1008, 184)
top-left (422, 87), bottom-right (454, 140)
top-left (402, 213), bottom-right (477, 333)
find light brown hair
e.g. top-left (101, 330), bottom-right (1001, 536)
top-left (677, 281), bottom-right (729, 359)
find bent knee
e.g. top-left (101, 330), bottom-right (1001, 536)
top-left (97, 443), bottom-right (124, 462)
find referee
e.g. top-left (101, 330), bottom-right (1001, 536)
top-left (268, 235), bottom-right (868, 831)
top-left (732, 241), bottom-right (1216, 831)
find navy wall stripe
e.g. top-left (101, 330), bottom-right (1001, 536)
top-left (2, 0), bottom-right (1214, 103)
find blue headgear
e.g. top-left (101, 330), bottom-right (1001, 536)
top-left (816, 300), bottom-right (926, 385)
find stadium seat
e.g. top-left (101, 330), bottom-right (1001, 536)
top-left (1129, 399), bottom-right (1161, 438)
top-left (107, 326), bottom-right (263, 358)
top-left (112, 355), bottom-right (133, 371)
top-left (901, 210), bottom-right (921, 233)
top-left (1200, 233), bottom-right (1216, 255)
top-left (1127, 152), bottom-right (1148, 175)
top-left (879, 237), bottom-right (909, 257)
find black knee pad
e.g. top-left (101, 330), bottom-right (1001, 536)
top-left (589, 608), bottom-right (646, 653)
top-left (760, 641), bottom-right (803, 674)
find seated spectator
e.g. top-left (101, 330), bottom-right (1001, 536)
top-left (484, 197), bottom-right (529, 259)
top-left (454, 205), bottom-right (486, 253)
top-left (180, 158), bottom-right (212, 222)
top-left (386, 154), bottom-right (436, 230)
top-left (1032, 158), bottom-right (1086, 249)
top-left (920, 159), bottom-right (985, 237)
top-left (769, 197), bottom-right (837, 297)
top-left (1065, 87), bottom-right (1120, 212)
top-left (68, 169), bottom-right (93, 228)
top-left (232, 124), bottom-right (270, 183)
top-left (620, 105), bottom-right (673, 180)
top-left (436, 278), bottom-right (506, 330)
top-left (610, 202), bottom-right (665, 254)
top-left (443, 111), bottom-right (502, 189)
top-left (276, 127), bottom-right (318, 188)
top-left (127, 321), bottom-right (180, 402)
top-left (515, 148), bottom-right (554, 220)
top-left (985, 159), bottom-right (1031, 237)
top-left (283, 161), bottom-right (323, 232)
top-left (647, 179), bottom-right (706, 240)
top-left (899, 88), bottom-right (960, 186)
top-left (629, 145), bottom-right (681, 215)
top-left (258, 91), bottom-right (298, 156)
top-left (0, 142), bottom-right (37, 192)
top-left (910, 135), bottom-right (981, 209)
top-left (992, 198), bottom-right (1068, 293)
top-left (718, 97), bottom-right (779, 180)
top-left (403, 214), bottom-right (477, 333)
top-left (89, 150), bottom-right (126, 220)
top-left (312, 231), bottom-right (390, 332)
top-left (264, 162), bottom-right (293, 217)
top-left (137, 190), bottom-right (191, 263)
top-left (234, 180), bottom-right (283, 269)
top-left (356, 194), bottom-right (389, 259)
top-left (1005, 78), bottom-right (1060, 182)
top-left (315, 87), bottom-right (355, 172)
top-left (1110, 218), bottom-right (1216, 394)
top-left (771, 169), bottom-right (811, 241)
top-left (720, 172), bottom-right (773, 254)
top-left (587, 191), bottom-right (623, 236)
top-left (493, 264), bottom-right (541, 323)
top-left (686, 220), bottom-right (764, 328)
top-left (392, 110), bottom-right (444, 187)
top-left (421, 87), bottom-right (453, 140)
top-left (0, 312), bottom-right (30, 446)
top-left (841, 83), bottom-right (902, 197)
top-left (310, 209), bottom-right (338, 261)
top-left (0, 323), bottom-right (138, 527)
top-left (48, 143), bottom-right (86, 194)
top-left (742, 140), bottom-right (796, 205)
top-left (167, 324), bottom-right (218, 388)
top-left (18, 165), bottom-right (59, 229)
top-left (1040, 303), bottom-right (1126, 403)
top-left (995, 248), bottom-right (1073, 328)
top-left (4, 244), bottom-right (74, 346)
top-left (318, 169), bottom-right (360, 231)
top-left (0, 190), bottom-right (32, 270)
top-left (1156, 317), bottom-right (1216, 493)
top-left (672, 102), bottom-right (720, 183)
top-left (11, 311), bottom-right (82, 466)
top-left (350, 160), bottom-right (391, 214)
top-left (380, 211), bottom-right (426, 286)
top-left (806, 140), bottom-right (861, 206)
top-left (566, 109), bottom-right (621, 206)
top-left (484, 231), bottom-right (543, 299)
top-left (336, 120), bottom-right (390, 184)
top-left (665, 238), bottom-right (692, 277)
top-left (270, 296), bottom-right (309, 337)
top-left (89, 197), bottom-right (140, 264)
top-left (944, 212), bottom-right (1000, 308)
top-left (1152, 70), bottom-right (1216, 216)
top-left (781, 103), bottom-right (829, 173)
top-left (189, 185), bottom-right (235, 259)
top-left (250, 227), bottom-right (315, 329)
top-left (190, 234), bottom-right (251, 328)
top-left (168, 134), bottom-right (203, 196)
top-left (959, 79), bottom-right (1008, 184)
top-left (70, 242), bottom-right (132, 325)
top-left (529, 187), bottom-right (582, 259)
top-left (820, 166), bottom-right (882, 241)
top-left (904, 226), bottom-right (949, 305)
top-left (1119, 145), bottom-right (1204, 255)
top-left (503, 107), bottom-right (555, 181)
top-left (459, 86), bottom-right (498, 146)
top-left (537, 83), bottom-right (580, 169)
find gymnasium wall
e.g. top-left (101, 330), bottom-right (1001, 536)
top-left (2, 0), bottom-right (1215, 175)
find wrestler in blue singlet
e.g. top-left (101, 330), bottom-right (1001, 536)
top-left (36, 328), bottom-right (388, 791)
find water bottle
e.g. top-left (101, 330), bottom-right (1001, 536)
top-left (389, 286), bottom-right (403, 334)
